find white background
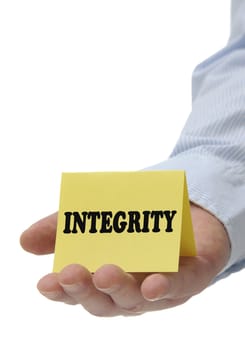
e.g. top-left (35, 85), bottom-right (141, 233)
top-left (1, 1), bottom-right (244, 349)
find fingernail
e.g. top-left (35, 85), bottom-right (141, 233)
top-left (40, 290), bottom-right (63, 299)
top-left (60, 282), bottom-right (87, 294)
top-left (145, 294), bottom-right (166, 302)
top-left (96, 285), bottom-right (119, 293)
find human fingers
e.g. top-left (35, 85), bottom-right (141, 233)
top-left (93, 265), bottom-right (189, 315)
top-left (37, 272), bottom-right (77, 304)
top-left (20, 213), bottom-right (57, 254)
top-left (38, 264), bottom-right (118, 316)
top-left (141, 256), bottom-right (214, 302)
top-left (58, 264), bottom-right (117, 316)
top-left (93, 264), bottom-right (146, 314)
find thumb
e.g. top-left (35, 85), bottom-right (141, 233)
top-left (20, 213), bottom-right (57, 255)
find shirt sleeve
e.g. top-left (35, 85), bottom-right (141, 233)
top-left (147, 0), bottom-right (245, 280)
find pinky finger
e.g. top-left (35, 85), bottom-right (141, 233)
top-left (37, 273), bottom-right (77, 305)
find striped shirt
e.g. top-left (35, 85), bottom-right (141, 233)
top-left (148, 0), bottom-right (245, 280)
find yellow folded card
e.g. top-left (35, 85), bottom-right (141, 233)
top-left (53, 171), bottom-right (196, 273)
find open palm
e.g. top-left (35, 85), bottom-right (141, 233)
top-left (20, 204), bottom-right (230, 316)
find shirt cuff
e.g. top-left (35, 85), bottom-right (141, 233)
top-left (145, 152), bottom-right (245, 276)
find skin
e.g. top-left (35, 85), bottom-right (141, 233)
top-left (20, 203), bottom-right (231, 317)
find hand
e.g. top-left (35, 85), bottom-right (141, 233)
top-left (20, 204), bottom-right (230, 316)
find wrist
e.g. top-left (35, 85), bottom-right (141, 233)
top-left (190, 203), bottom-right (231, 275)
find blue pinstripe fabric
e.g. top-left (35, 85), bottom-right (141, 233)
top-left (147, 0), bottom-right (245, 280)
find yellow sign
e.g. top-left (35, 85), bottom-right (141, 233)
top-left (53, 171), bottom-right (196, 273)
